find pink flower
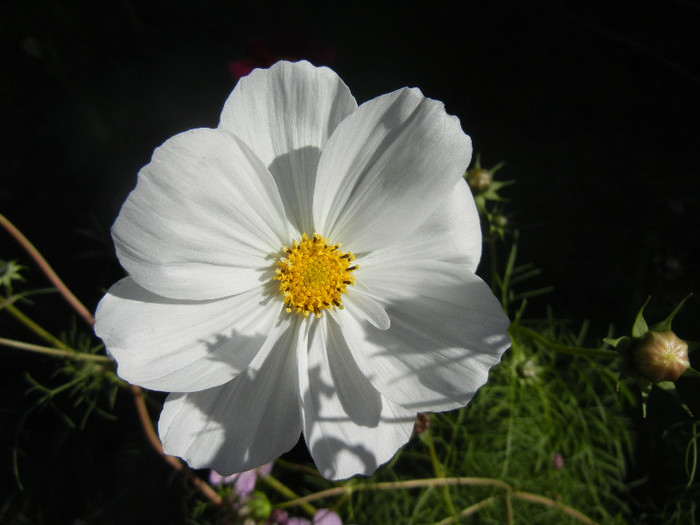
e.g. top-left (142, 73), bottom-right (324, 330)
top-left (552, 453), bottom-right (564, 470)
top-left (228, 36), bottom-right (335, 80)
top-left (209, 461), bottom-right (274, 497)
top-left (285, 509), bottom-right (343, 525)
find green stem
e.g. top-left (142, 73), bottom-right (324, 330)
top-left (3, 302), bottom-right (72, 350)
top-left (433, 496), bottom-right (500, 525)
top-left (512, 490), bottom-right (598, 525)
top-left (425, 429), bottom-right (458, 520)
top-left (686, 420), bottom-right (698, 488)
top-left (489, 237), bottom-right (499, 295)
top-left (0, 336), bottom-right (110, 363)
top-left (510, 324), bottom-right (618, 360)
top-left (258, 474), bottom-right (317, 516)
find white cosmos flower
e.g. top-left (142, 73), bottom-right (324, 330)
top-left (95, 60), bottom-right (511, 480)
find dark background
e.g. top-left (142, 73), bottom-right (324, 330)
top-left (1, 0), bottom-right (698, 523)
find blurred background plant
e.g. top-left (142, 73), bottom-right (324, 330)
top-left (1, 1), bottom-right (698, 524)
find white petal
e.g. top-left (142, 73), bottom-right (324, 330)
top-left (94, 277), bottom-right (284, 392)
top-left (158, 322), bottom-right (302, 474)
top-left (113, 128), bottom-right (290, 300)
top-left (338, 262), bottom-right (511, 411)
top-left (313, 88), bottom-right (472, 253)
top-left (220, 61), bottom-right (357, 234)
top-left (340, 289), bottom-right (390, 331)
top-left (360, 178), bottom-right (482, 273)
top-left (298, 318), bottom-right (415, 479)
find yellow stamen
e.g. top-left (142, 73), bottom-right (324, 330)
top-left (274, 233), bottom-right (357, 318)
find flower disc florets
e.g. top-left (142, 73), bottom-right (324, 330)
top-left (275, 233), bottom-right (357, 318)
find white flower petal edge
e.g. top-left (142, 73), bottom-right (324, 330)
top-left (313, 87), bottom-right (472, 253)
top-left (158, 322), bottom-right (302, 473)
top-left (340, 262), bottom-right (511, 412)
top-left (361, 178), bottom-right (482, 272)
top-left (112, 128), bottom-right (290, 301)
top-left (298, 318), bottom-right (415, 480)
top-left (94, 278), bottom-right (283, 392)
top-left (220, 60), bottom-right (358, 234)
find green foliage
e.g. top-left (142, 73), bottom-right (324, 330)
top-left (23, 321), bottom-right (119, 431)
top-left (337, 319), bottom-right (635, 524)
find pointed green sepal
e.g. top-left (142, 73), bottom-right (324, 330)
top-left (650, 293), bottom-right (692, 332)
top-left (655, 380), bottom-right (694, 418)
top-left (603, 336), bottom-right (630, 349)
top-left (631, 297), bottom-right (651, 338)
top-left (682, 367), bottom-right (700, 378)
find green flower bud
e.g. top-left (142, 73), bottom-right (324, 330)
top-left (0, 259), bottom-right (25, 289)
top-left (245, 490), bottom-right (272, 521)
top-left (466, 168), bottom-right (493, 192)
top-left (492, 214), bottom-right (508, 229)
top-left (517, 359), bottom-right (537, 379)
top-left (633, 330), bottom-right (689, 383)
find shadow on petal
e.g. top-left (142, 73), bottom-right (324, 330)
top-left (268, 146), bottom-right (322, 235)
top-left (341, 270), bottom-right (512, 412)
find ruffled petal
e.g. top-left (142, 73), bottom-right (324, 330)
top-left (298, 318), bottom-right (415, 479)
top-left (338, 262), bottom-right (511, 412)
top-left (95, 277), bottom-right (284, 392)
top-left (220, 60), bottom-right (357, 234)
top-left (158, 322), bottom-right (302, 474)
top-left (359, 178), bottom-right (482, 273)
top-left (313, 87), bottom-right (472, 253)
top-left (112, 127), bottom-right (290, 300)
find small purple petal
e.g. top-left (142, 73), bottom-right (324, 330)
top-left (286, 518), bottom-right (312, 525)
top-left (267, 508), bottom-right (289, 524)
top-left (234, 469), bottom-right (259, 496)
top-left (313, 509), bottom-right (343, 525)
top-left (209, 470), bottom-right (239, 485)
top-left (258, 461), bottom-right (274, 477)
top-left (552, 453), bottom-right (565, 470)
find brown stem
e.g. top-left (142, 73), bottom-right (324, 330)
top-left (130, 385), bottom-right (223, 506)
top-left (279, 477), bottom-right (511, 508)
top-left (0, 212), bottom-right (94, 326)
top-left (281, 478), bottom-right (598, 525)
top-left (512, 491), bottom-right (598, 525)
top-left (0, 213), bottom-right (224, 506)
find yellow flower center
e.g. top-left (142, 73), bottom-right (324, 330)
top-left (274, 233), bottom-right (358, 318)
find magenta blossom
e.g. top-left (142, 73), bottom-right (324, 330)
top-left (285, 508), bottom-right (343, 525)
top-left (209, 461), bottom-right (274, 497)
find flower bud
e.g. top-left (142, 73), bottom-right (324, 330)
top-left (412, 412), bottom-right (430, 435)
top-left (633, 330), bottom-right (689, 382)
top-left (517, 359), bottom-right (537, 379)
top-left (552, 452), bottom-right (564, 470)
top-left (0, 259), bottom-right (25, 288)
top-left (466, 168), bottom-right (493, 192)
top-left (244, 491), bottom-right (272, 521)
